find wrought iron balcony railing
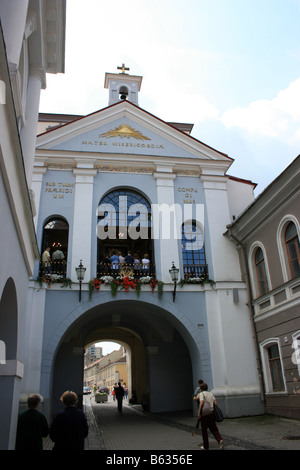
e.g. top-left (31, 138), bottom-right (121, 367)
top-left (183, 264), bottom-right (209, 282)
top-left (37, 261), bottom-right (209, 284)
top-left (39, 260), bottom-right (67, 278)
top-left (96, 262), bottom-right (157, 279)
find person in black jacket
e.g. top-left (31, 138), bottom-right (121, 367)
top-left (115, 382), bottom-right (125, 412)
top-left (50, 391), bottom-right (88, 450)
top-left (15, 394), bottom-right (49, 450)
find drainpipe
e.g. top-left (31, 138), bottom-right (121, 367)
top-left (226, 227), bottom-right (266, 405)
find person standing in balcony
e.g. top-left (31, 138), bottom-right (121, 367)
top-left (42, 247), bottom-right (52, 275)
top-left (118, 251), bottom-right (125, 266)
top-left (142, 254), bottom-right (150, 275)
top-left (125, 250), bottom-right (134, 267)
top-left (133, 253), bottom-right (141, 274)
top-left (110, 251), bottom-right (119, 276)
top-left (52, 244), bottom-right (65, 274)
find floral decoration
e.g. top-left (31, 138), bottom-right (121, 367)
top-left (88, 275), bottom-right (162, 299)
top-left (179, 277), bottom-right (215, 288)
top-left (37, 274), bottom-right (72, 288)
top-left (149, 278), bottom-right (158, 292)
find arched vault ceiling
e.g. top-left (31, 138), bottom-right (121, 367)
top-left (60, 299), bottom-right (191, 348)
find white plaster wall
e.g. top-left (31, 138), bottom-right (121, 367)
top-left (205, 286), bottom-right (260, 396)
top-left (21, 285), bottom-right (46, 394)
top-left (227, 178), bottom-right (255, 221)
top-left (202, 175), bottom-right (242, 282)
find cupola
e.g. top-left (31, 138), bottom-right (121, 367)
top-left (104, 64), bottom-right (143, 106)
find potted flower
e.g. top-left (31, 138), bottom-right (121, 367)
top-left (95, 391), bottom-right (108, 403)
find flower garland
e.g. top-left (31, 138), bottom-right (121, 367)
top-left (122, 276), bottom-right (137, 292)
top-left (37, 274), bottom-right (72, 288)
top-left (88, 275), bottom-right (162, 299)
top-left (88, 278), bottom-right (102, 299)
top-left (92, 278), bottom-right (101, 290)
top-left (149, 278), bottom-right (158, 292)
top-left (179, 278), bottom-right (215, 289)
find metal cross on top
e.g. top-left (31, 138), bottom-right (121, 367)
top-left (117, 63), bottom-right (130, 74)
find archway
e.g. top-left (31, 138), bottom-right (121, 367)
top-left (46, 298), bottom-right (199, 420)
top-left (83, 330), bottom-right (145, 406)
top-left (0, 278), bottom-right (18, 449)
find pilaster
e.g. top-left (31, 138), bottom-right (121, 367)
top-left (71, 168), bottom-right (97, 282)
top-left (31, 166), bottom-right (47, 228)
top-left (153, 168), bottom-right (180, 283)
top-left (20, 68), bottom-right (46, 186)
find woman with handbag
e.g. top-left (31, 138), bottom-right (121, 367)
top-left (197, 383), bottom-right (224, 450)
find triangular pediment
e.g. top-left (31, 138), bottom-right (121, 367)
top-left (36, 101), bottom-right (232, 164)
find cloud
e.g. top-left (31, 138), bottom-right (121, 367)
top-left (220, 77), bottom-right (300, 144)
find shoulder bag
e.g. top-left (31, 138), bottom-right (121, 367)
top-left (213, 404), bottom-right (224, 422)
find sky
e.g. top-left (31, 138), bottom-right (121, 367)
top-left (96, 341), bottom-right (120, 355)
top-left (39, 0), bottom-right (300, 196)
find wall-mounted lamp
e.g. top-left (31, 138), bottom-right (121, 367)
top-left (169, 261), bottom-right (179, 302)
top-left (75, 260), bottom-right (86, 302)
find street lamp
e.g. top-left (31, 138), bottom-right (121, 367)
top-left (169, 261), bottom-right (179, 302)
top-left (75, 260), bottom-right (86, 302)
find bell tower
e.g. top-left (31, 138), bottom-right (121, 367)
top-left (104, 64), bottom-right (143, 106)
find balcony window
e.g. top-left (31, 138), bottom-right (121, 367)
top-left (40, 217), bottom-right (69, 277)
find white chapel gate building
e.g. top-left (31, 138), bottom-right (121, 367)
top-left (27, 68), bottom-right (264, 420)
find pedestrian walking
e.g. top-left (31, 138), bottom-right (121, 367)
top-left (115, 382), bottom-right (125, 412)
top-left (15, 394), bottom-right (49, 450)
top-left (192, 379), bottom-right (203, 436)
top-left (123, 383), bottom-right (128, 399)
top-left (197, 383), bottom-right (224, 450)
top-left (112, 383), bottom-right (117, 401)
top-left (49, 390), bottom-right (88, 450)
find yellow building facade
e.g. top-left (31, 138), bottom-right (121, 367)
top-left (84, 349), bottom-right (128, 393)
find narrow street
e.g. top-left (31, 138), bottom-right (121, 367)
top-left (88, 395), bottom-right (246, 451)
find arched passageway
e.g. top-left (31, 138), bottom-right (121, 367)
top-left (46, 298), bottom-right (201, 420)
top-left (83, 329), bottom-right (145, 407)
